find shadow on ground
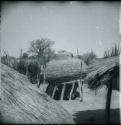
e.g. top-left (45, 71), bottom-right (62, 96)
top-left (73, 108), bottom-right (120, 124)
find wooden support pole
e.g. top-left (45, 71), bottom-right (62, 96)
top-left (60, 84), bottom-right (66, 100)
top-left (81, 80), bottom-right (83, 101)
top-left (78, 81), bottom-right (81, 100)
top-left (39, 65), bottom-right (46, 84)
top-left (40, 65), bottom-right (43, 75)
top-left (52, 85), bottom-right (57, 98)
top-left (105, 75), bottom-right (113, 123)
top-left (69, 82), bottom-right (75, 100)
top-left (78, 61), bottom-right (83, 101)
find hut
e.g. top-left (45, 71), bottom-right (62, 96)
top-left (85, 56), bottom-right (119, 123)
top-left (45, 58), bottom-right (87, 100)
top-left (54, 50), bottom-right (74, 60)
top-left (0, 64), bottom-right (75, 124)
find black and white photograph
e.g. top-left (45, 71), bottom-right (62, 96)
top-left (0, 1), bottom-right (121, 124)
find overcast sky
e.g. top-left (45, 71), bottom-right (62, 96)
top-left (1, 1), bottom-right (121, 57)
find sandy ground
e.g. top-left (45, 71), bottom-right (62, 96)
top-left (59, 84), bottom-right (120, 124)
top-left (59, 84), bottom-right (120, 113)
top-left (40, 84), bottom-right (120, 124)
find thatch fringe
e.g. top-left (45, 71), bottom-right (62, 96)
top-left (85, 56), bottom-right (119, 90)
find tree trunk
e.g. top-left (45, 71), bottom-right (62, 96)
top-left (43, 65), bottom-right (46, 84)
top-left (105, 77), bottom-right (113, 123)
top-left (37, 60), bottom-right (41, 88)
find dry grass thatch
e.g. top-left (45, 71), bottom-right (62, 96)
top-left (85, 56), bottom-right (119, 91)
top-left (0, 64), bottom-right (75, 124)
top-left (45, 58), bottom-right (87, 84)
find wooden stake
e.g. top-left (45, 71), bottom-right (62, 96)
top-left (60, 84), bottom-right (66, 100)
top-left (52, 85), bottom-right (57, 98)
top-left (69, 82), bottom-right (75, 100)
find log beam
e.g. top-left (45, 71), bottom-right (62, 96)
top-left (60, 84), bottom-right (66, 100)
top-left (62, 79), bottom-right (80, 85)
top-left (52, 85), bottom-right (57, 99)
top-left (69, 82), bottom-right (75, 100)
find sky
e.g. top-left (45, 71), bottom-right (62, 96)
top-left (1, 1), bottom-right (121, 58)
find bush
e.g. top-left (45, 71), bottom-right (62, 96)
top-left (28, 61), bottom-right (39, 84)
top-left (17, 60), bottom-right (26, 75)
top-left (81, 50), bottom-right (97, 65)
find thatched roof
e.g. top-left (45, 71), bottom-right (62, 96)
top-left (1, 64), bottom-right (74, 124)
top-left (85, 56), bottom-right (119, 91)
top-left (45, 58), bottom-right (87, 84)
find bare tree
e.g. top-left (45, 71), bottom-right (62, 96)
top-left (29, 38), bottom-right (55, 87)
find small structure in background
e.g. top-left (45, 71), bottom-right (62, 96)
top-left (45, 58), bottom-right (87, 100)
top-left (85, 56), bottom-right (119, 123)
